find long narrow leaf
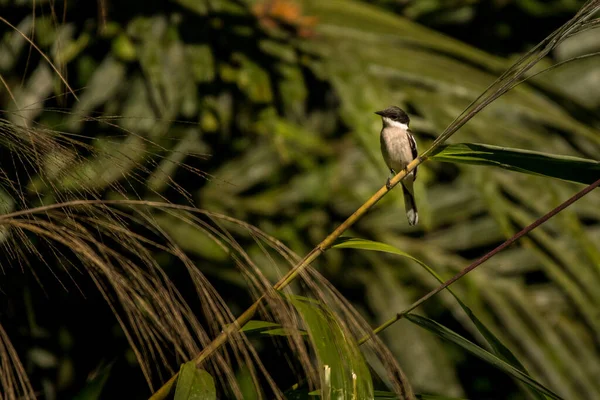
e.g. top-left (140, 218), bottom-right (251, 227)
top-left (430, 143), bottom-right (600, 184)
top-left (405, 314), bottom-right (563, 400)
top-left (333, 237), bottom-right (542, 399)
top-left (240, 320), bottom-right (281, 333)
top-left (333, 237), bottom-right (525, 366)
top-left (241, 320), bottom-right (307, 337)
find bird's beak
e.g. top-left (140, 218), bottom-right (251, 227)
top-left (374, 110), bottom-right (384, 116)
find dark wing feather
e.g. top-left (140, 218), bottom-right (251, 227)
top-left (407, 129), bottom-right (418, 180)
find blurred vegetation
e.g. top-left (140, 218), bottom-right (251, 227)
top-left (369, 0), bottom-right (588, 54)
top-left (0, 0), bottom-right (599, 399)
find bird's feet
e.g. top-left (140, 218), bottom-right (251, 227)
top-left (386, 177), bottom-right (392, 190)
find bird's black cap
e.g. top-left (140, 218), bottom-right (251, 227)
top-left (375, 106), bottom-right (410, 124)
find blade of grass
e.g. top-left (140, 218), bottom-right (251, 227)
top-left (430, 143), bottom-right (600, 184)
top-left (405, 314), bottom-right (562, 400)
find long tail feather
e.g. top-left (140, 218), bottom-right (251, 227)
top-left (401, 183), bottom-right (418, 226)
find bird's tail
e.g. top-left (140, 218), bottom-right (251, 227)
top-left (402, 180), bottom-right (418, 226)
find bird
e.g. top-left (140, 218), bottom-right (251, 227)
top-left (375, 106), bottom-right (418, 226)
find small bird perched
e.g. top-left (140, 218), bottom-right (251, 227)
top-left (375, 106), bottom-right (419, 225)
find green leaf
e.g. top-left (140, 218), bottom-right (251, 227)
top-left (333, 237), bottom-right (543, 399)
top-left (430, 143), bottom-right (600, 185)
top-left (405, 314), bottom-right (563, 400)
top-left (241, 320), bottom-right (282, 333)
top-left (236, 366), bottom-right (260, 400)
top-left (241, 320), bottom-right (307, 337)
top-left (333, 237), bottom-right (443, 280)
top-left (174, 362), bottom-right (216, 400)
top-left (262, 328), bottom-right (308, 336)
top-left (288, 295), bottom-right (374, 399)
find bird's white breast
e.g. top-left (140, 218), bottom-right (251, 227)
top-left (380, 126), bottom-right (413, 173)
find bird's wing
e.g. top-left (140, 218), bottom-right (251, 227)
top-left (408, 129), bottom-right (418, 179)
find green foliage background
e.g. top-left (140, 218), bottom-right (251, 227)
top-left (0, 0), bottom-right (599, 399)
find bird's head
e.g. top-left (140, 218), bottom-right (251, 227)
top-left (375, 106), bottom-right (410, 128)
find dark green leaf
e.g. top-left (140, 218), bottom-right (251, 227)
top-left (430, 143), bottom-right (600, 184)
top-left (405, 314), bottom-right (563, 400)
